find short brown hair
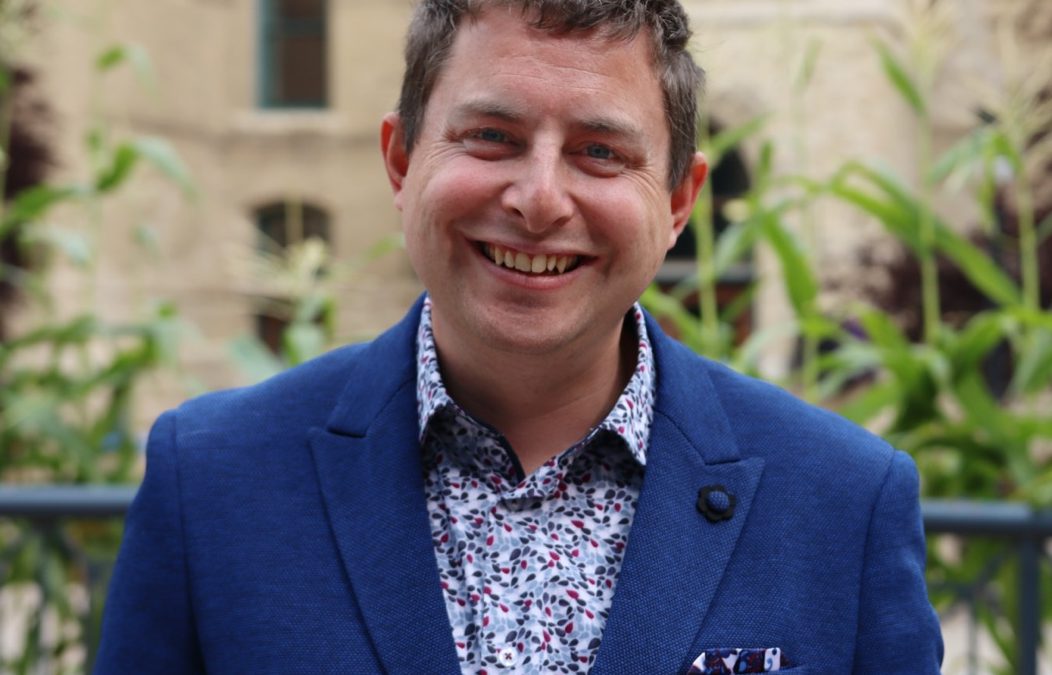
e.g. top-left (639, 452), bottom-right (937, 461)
top-left (396, 0), bottom-right (704, 189)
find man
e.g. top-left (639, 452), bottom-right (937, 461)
top-left (97, 1), bottom-right (943, 673)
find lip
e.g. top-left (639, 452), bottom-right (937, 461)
top-left (468, 238), bottom-right (592, 290)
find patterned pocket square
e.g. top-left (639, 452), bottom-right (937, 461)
top-left (688, 647), bottom-right (791, 674)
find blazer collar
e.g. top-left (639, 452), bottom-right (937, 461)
top-left (310, 295), bottom-right (462, 674)
top-left (591, 314), bottom-right (765, 674)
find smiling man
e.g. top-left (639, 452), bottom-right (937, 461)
top-left (97, 1), bottom-right (943, 674)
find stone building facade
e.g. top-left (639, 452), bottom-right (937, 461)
top-left (17, 0), bottom-right (1042, 419)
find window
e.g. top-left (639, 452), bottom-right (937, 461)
top-left (258, 0), bottom-right (328, 108)
top-left (657, 121), bottom-right (753, 343)
top-left (252, 201), bottom-right (331, 353)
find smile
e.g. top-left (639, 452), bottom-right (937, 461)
top-left (480, 242), bottom-right (582, 275)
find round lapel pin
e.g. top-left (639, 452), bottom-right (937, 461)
top-left (697, 484), bottom-right (736, 523)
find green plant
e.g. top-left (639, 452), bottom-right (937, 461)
top-left (227, 230), bottom-right (403, 383)
top-left (0, 27), bottom-right (193, 673)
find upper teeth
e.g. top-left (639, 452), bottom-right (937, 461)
top-left (485, 244), bottom-right (578, 275)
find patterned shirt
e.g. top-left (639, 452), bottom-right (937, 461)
top-left (416, 297), bottom-right (656, 674)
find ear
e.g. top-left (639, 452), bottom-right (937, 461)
top-left (667, 151), bottom-right (709, 249)
top-left (381, 112), bottom-right (410, 211)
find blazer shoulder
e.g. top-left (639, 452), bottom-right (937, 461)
top-left (170, 342), bottom-right (370, 450)
top-left (687, 354), bottom-right (899, 486)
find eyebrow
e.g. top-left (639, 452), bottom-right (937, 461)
top-left (450, 98), bottom-right (646, 141)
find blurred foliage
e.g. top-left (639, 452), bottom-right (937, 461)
top-left (226, 229), bottom-right (402, 383)
top-left (643, 2), bottom-right (1052, 672)
top-left (0, 11), bottom-right (192, 672)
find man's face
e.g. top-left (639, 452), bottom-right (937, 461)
top-left (382, 7), bottom-right (705, 359)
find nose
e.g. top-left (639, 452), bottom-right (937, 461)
top-left (500, 144), bottom-right (574, 233)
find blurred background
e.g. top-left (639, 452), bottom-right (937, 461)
top-left (1, 0), bottom-right (1050, 673)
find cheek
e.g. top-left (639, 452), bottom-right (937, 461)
top-left (583, 186), bottom-right (673, 253)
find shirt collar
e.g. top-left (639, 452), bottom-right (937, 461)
top-left (414, 296), bottom-right (655, 466)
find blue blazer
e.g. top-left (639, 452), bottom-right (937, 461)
top-left (96, 298), bottom-right (943, 674)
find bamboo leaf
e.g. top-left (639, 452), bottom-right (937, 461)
top-left (947, 311), bottom-right (1009, 372)
top-left (709, 114), bottom-right (769, 163)
top-left (95, 43), bottom-right (154, 86)
top-left (839, 379), bottom-right (900, 425)
top-left (872, 37), bottom-right (925, 116)
top-left (933, 226), bottom-right (1021, 306)
top-left (831, 162), bottom-right (1021, 305)
top-left (712, 216), bottom-right (759, 279)
top-left (759, 214), bottom-right (817, 317)
top-left (0, 185), bottom-right (86, 236)
top-left (928, 126), bottom-right (990, 185)
top-left (95, 143), bottom-right (139, 192)
top-left (227, 335), bottom-right (284, 384)
top-left (131, 137), bottom-right (196, 196)
top-left (793, 38), bottom-right (823, 93)
top-left (1011, 328), bottom-right (1052, 395)
top-left (1036, 209), bottom-right (1052, 246)
top-left (640, 285), bottom-right (704, 353)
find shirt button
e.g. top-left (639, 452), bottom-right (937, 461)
top-left (497, 646), bottom-right (518, 667)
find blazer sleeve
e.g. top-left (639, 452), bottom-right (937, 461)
top-left (853, 450), bottom-right (944, 673)
top-left (94, 410), bottom-right (205, 674)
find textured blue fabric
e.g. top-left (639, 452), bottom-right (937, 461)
top-left (95, 297), bottom-right (943, 674)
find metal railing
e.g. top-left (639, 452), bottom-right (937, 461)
top-left (922, 500), bottom-right (1052, 675)
top-left (1, 488), bottom-right (1050, 673)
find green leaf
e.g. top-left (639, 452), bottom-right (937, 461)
top-left (759, 214), bottom-right (817, 317)
top-left (709, 114), bottom-right (769, 164)
top-left (830, 162), bottom-right (1021, 306)
top-left (712, 216), bottom-right (759, 280)
top-left (0, 185), bottom-right (86, 236)
top-left (857, 306), bottom-right (909, 351)
top-left (731, 320), bottom-right (800, 375)
top-left (1036, 208), bottom-right (1052, 247)
top-left (227, 335), bottom-right (284, 384)
top-left (640, 285), bottom-right (704, 352)
top-left (132, 137), bottom-right (196, 196)
top-left (871, 37), bottom-right (925, 116)
top-left (839, 379), bottom-right (899, 425)
top-left (95, 143), bottom-right (139, 192)
top-left (793, 38), bottom-right (823, 93)
top-left (95, 43), bottom-right (154, 85)
top-left (928, 126), bottom-right (990, 185)
top-left (28, 227), bottom-right (94, 267)
top-left (1011, 327), bottom-right (1052, 395)
top-left (283, 322), bottom-right (326, 366)
top-left (934, 225), bottom-right (1021, 306)
top-left (947, 311), bottom-right (1009, 372)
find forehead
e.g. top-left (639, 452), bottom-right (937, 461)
top-left (426, 7), bottom-right (668, 142)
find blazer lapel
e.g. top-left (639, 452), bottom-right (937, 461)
top-left (308, 298), bottom-right (461, 675)
top-left (593, 319), bottom-right (765, 675)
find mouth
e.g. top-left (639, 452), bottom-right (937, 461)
top-left (478, 242), bottom-right (584, 276)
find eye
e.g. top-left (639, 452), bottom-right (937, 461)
top-left (473, 128), bottom-right (510, 144)
top-left (577, 143), bottom-right (626, 176)
top-left (460, 127), bottom-right (518, 160)
top-left (584, 144), bottom-right (615, 160)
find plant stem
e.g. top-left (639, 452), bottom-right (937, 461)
top-left (1015, 166), bottom-right (1039, 312)
top-left (695, 166), bottom-right (720, 357)
top-left (694, 111), bottom-right (721, 357)
top-left (917, 114), bottom-right (941, 345)
top-left (0, 64), bottom-right (15, 212)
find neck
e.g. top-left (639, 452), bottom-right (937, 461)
top-left (432, 312), bottom-right (636, 475)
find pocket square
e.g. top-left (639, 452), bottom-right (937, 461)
top-left (687, 647), bottom-right (790, 674)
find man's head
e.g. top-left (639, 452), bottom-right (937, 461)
top-left (380, 2), bottom-right (708, 367)
top-left (396, 0), bottom-right (703, 189)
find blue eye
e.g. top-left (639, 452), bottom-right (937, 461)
top-left (476, 128), bottom-right (507, 143)
top-left (585, 144), bottom-right (615, 160)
